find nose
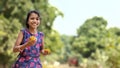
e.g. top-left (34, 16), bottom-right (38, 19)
top-left (33, 19), bottom-right (38, 23)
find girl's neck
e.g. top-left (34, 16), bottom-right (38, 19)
top-left (27, 28), bottom-right (37, 34)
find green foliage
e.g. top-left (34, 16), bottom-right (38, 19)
top-left (45, 30), bottom-right (63, 53)
top-left (72, 16), bottom-right (107, 57)
top-left (0, 15), bottom-right (22, 66)
top-left (71, 16), bottom-right (120, 67)
top-left (77, 16), bottom-right (107, 37)
top-left (1, 1), bottom-right (120, 67)
top-left (59, 35), bottom-right (75, 62)
top-left (0, 0), bottom-right (64, 67)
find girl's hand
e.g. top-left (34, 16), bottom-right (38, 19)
top-left (42, 49), bottom-right (51, 55)
top-left (27, 36), bottom-right (37, 47)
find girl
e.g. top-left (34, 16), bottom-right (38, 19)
top-left (12, 10), bottom-right (48, 68)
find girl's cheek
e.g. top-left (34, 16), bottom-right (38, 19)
top-left (37, 22), bottom-right (40, 25)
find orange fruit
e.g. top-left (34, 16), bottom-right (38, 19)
top-left (44, 48), bottom-right (51, 54)
top-left (29, 36), bottom-right (36, 41)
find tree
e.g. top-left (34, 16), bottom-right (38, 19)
top-left (73, 16), bottom-right (107, 57)
top-left (0, 15), bottom-right (22, 68)
top-left (0, 0), bottom-right (64, 67)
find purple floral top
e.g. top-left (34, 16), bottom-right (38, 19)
top-left (12, 29), bottom-right (44, 68)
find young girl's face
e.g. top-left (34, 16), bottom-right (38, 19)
top-left (28, 13), bottom-right (40, 29)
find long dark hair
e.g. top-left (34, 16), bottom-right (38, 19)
top-left (25, 10), bottom-right (41, 28)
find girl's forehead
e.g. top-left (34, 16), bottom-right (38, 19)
top-left (29, 13), bottom-right (39, 17)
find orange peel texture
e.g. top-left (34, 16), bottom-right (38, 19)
top-left (29, 36), bottom-right (37, 41)
top-left (44, 48), bottom-right (51, 54)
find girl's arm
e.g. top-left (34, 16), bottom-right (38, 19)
top-left (13, 31), bottom-right (27, 52)
top-left (40, 35), bottom-right (50, 55)
top-left (40, 34), bottom-right (44, 54)
top-left (13, 31), bottom-right (37, 52)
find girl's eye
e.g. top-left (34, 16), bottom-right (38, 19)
top-left (36, 18), bottom-right (39, 20)
top-left (30, 17), bottom-right (39, 20)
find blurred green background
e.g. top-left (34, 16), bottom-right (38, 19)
top-left (0, 0), bottom-right (120, 68)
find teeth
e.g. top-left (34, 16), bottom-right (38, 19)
top-left (33, 24), bottom-right (37, 25)
top-left (32, 23), bottom-right (38, 26)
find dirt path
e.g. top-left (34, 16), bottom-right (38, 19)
top-left (42, 63), bottom-right (79, 68)
top-left (57, 64), bottom-right (79, 68)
